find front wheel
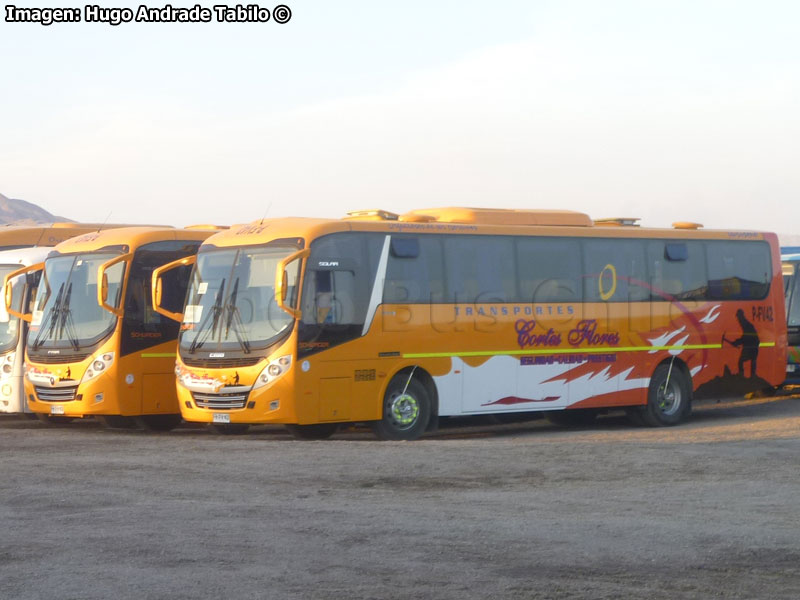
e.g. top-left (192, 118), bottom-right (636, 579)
top-left (370, 374), bottom-right (431, 441)
top-left (135, 414), bottom-right (182, 432)
top-left (285, 423), bottom-right (338, 440)
top-left (96, 415), bottom-right (137, 429)
top-left (636, 363), bottom-right (692, 427)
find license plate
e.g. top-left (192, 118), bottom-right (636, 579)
top-left (50, 405), bottom-right (65, 415)
top-left (787, 364), bottom-right (797, 373)
top-left (212, 413), bottom-right (230, 424)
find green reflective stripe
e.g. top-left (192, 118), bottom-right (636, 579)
top-left (141, 353), bottom-right (177, 358)
top-left (402, 344), bottom-right (723, 360)
top-left (759, 342), bottom-right (776, 347)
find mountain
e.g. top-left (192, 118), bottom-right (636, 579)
top-left (0, 193), bottom-right (71, 224)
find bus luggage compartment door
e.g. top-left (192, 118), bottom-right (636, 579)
top-left (318, 377), bottom-right (351, 421)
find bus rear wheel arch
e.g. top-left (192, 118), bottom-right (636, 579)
top-left (371, 368), bottom-right (434, 441)
top-left (632, 360), bottom-right (692, 427)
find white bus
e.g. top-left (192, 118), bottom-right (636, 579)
top-left (0, 247), bottom-right (52, 417)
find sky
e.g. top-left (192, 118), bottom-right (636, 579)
top-left (1, 0), bottom-right (799, 232)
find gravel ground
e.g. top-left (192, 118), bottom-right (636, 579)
top-left (1, 395), bottom-right (799, 600)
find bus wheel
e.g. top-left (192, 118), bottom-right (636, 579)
top-left (135, 414), bottom-right (182, 432)
top-left (371, 375), bottom-right (431, 441)
top-left (285, 423), bottom-right (338, 440)
top-left (35, 413), bottom-right (74, 426)
top-left (209, 423), bottom-right (250, 435)
top-left (638, 364), bottom-right (691, 427)
top-left (96, 415), bottom-right (137, 429)
top-left (545, 409), bottom-right (597, 427)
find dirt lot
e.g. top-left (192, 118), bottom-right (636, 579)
top-left (1, 394), bottom-right (799, 600)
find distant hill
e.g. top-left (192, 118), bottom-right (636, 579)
top-left (0, 193), bottom-right (71, 224)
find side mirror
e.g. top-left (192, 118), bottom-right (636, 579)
top-left (3, 262), bottom-right (44, 323)
top-left (97, 253), bottom-right (133, 317)
top-left (151, 255), bottom-right (196, 322)
top-left (275, 248), bottom-right (309, 320)
top-left (101, 272), bottom-right (109, 304)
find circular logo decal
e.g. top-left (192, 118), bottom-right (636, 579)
top-left (125, 374), bottom-right (135, 385)
top-left (301, 360), bottom-right (310, 372)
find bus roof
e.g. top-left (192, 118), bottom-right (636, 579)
top-left (197, 208), bottom-right (775, 250)
top-left (0, 222), bottom-right (165, 249)
top-left (48, 226), bottom-right (216, 255)
top-left (0, 246), bottom-right (52, 267)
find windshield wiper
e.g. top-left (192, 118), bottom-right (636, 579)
top-left (189, 278), bottom-right (225, 354)
top-left (56, 282), bottom-right (80, 351)
top-left (31, 283), bottom-right (64, 351)
top-left (224, 277), bottom-right (251, 354)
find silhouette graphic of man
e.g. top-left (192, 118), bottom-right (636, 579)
top-left (731, 309), bottom-right (759, 377)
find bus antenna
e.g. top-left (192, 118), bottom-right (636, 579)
top-left (260, 202), bottom-right (272, 225)
top-left (97, 211), bottom-right (112, 232)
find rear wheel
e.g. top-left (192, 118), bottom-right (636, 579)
top-left (35, 413), bottom-right (75, 426)
top-left (135, 414), bottom-right (182, 432)
top-left (635, 363), bottom-right (692, 427)
top-left (96, 415), bottom-right (137, 429)
top-left (371, 375), bottom-right (431, 441)
top-left (285, 423), bottom-right (338, 440)
top-left (209, 423), bottom-right (250, 435)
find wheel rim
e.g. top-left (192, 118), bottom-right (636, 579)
top-left (657, 378), bottom-right (682, 416)
top-left (388, 392), bottom-right (419, 430)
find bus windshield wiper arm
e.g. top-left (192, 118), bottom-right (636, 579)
top-left (189, 278), bottom-right (225, 354)
top-left (224, 277), bottom-right (251, 354)
top-left (57, 282), bottom-right (81, 351)
top-left (31, 283), bottom-right (64, 350)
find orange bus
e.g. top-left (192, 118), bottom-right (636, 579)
top-left (153, 208), bottom-right (786, 439)
top-left (0, 222), bottom-right (155, 416)
top-left (9, 226), bottom-right (217, 429)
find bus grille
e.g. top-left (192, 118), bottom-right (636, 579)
top-left (182, 357), bottom-right (261, 368)
top-left (31, 353), bottom-right (92, 365)
top-left (34, 386), bottom-right (78, 402)
top-left (192, 391), bottom-right (249, 410)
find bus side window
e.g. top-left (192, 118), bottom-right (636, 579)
top-left (517, 237), bottom-right (582, 303)
top-left (385, 236), bottom-right (445, 304)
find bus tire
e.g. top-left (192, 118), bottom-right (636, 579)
top-left (285, 423), bottom-right (338, 440)
top-left (35, 413), bottom-right (74, 426)
top-left (638, 363), bottom-right (691, 427)
top-left (209, 423), bottom-right (250, 435)
top-left (545, 409), bottom-right (597, 427)
top-left (135, 414), bottom-right (182, 432)
top-left (371, 375), bottom-right (431, 441)
top-left (96, 415), bottom-right (137, 429)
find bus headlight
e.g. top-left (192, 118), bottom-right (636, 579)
top-left (81, 352), bottom-right (114, 384)
top-left (0, 352), bottom-right (15, 380)
top-left (253, 355), bottom-right (291, 390)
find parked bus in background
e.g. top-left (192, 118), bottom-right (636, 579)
top-left (6, 227), bottom-right (218, 429)
top-left (0, 247), bottom-right (52, 416)
top-left (781, 252), bottom-right (800, 385)
top-left (0, 222), bottom-right (150, 417)
top-left (153, 208), bottom-right (786, 440)
top-left (0, 222), bottom-right (137, 250)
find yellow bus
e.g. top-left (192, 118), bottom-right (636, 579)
top-left (8, 226), bottom-right (217, 429)
top-left (0, 223), bottom-right (151, 417)
top-left (153, 208), bottom-right (786, 440)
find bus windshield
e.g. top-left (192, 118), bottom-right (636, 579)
top-left (179, 246), bottom-right (300, 354)
top-left (28, 253), bottom-right (125, 352)
top-left (786, 262), bottom-right (800, 327)
top-left (0, 264), bottom-right (25, 353)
